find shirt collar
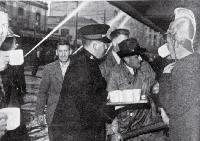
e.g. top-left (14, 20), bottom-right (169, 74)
top-left (124, 64), bottom-right (135, 75)
top-left (59, 60), bottom-right (70, 68)
top-left (83, 48), bottom-right (98, 62)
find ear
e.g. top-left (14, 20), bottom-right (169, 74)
top-left (93, 42), bottom-right (98, 50)
top-left (123, 57), bottom-right (129, 62)
top-left (56, 50), bottom-right (58, 56)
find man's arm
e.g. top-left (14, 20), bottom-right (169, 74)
top-left (107, 69), bottom-right (119, 92)
top-left (35, 66), bottom-right (50, 116)
top-left (168, 60), bottom-right (200, 118)
top-left (141, 61), bottom-right (156, 89)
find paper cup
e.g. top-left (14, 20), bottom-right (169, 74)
top-left (122, 89), bottom-right (141, 102)
top-left (109, 90), bottom-right (121, 102)
top-left (132, 89), bottom-right (141, 102)
top-left (9, 49), bottom-right (24, 66)
top-left (122, 89), bottom-right (134, 102)
top-left (158, 43), bottom-right (170, 58)
top-left (0, 107), bottom-right (20, 130)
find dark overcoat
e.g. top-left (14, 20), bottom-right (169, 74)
top-left (52, 49), bottom-right (108, 135)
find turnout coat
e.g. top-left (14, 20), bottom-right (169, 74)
top-left (52, 49), bottom-right (108, 134)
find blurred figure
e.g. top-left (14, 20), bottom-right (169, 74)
top-left (0, 7), bottom-right (10, 139)
top-left (35, 41), bottom-right (72, 141)
top-left (32, 48), bottom-right (41, 76)
top-left (0, 52), bottom-right (9, 139)
top-left (0, 29), bottom-right (29, 141)
top-left (160, 7), bottom-right (200, 141)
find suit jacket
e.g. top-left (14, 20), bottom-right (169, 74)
top-left (52, 49), bottom-right (108, 133)
top-left (35, 60), bottom-right (64, 125)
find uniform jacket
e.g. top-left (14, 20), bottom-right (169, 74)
top-left (35, 60), bottom-right (64, 125)
top-left (52, 49), bottom-right (108, 133)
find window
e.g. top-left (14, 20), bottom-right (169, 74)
top-left (0, 2), bottom-right (6, 9)
top-left (35, 12), bottom-right (41, 26)
top-left (18, 7), bottom-right (24, 17)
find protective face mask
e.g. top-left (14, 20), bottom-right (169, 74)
top-left (158, 43), bottom-right (170, 58)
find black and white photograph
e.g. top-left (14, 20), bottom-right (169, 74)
top-left (0, 0), bottom-right (199, 141)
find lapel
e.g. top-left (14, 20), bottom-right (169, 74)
top-left (53, 60), bottom-right (63, 83)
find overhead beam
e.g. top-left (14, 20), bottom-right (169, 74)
top-left (109, 1), bottom-right (165, 33)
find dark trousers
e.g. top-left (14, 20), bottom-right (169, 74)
top-left (49, 126), bottom-right (105, 141)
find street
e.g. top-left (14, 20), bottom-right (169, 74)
top-left (22, 66), bottom-right (49, 141)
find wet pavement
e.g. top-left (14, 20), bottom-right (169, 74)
top-left (22, 66), bottom-right (49, 141)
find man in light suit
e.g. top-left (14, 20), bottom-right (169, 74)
top-left (35, 41), bottom-right (72, 141)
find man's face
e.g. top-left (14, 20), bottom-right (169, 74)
top-left (94, 41), bottom-right (107, 59)
top-left (56, 45), bottom-right (71, 63)
top-left (124, 55), bottom-right (142, 69)
top-left (113, 34), bottom-right (128, 52)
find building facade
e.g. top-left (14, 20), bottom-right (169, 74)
top-left (0, 1), bottom-right (61, 65)
top-left (2, 1), bottom-right (48, 34)
top-left (49, 1), bottom-right (165, 52)
top-left (47, 16), bottom-right (97, 45)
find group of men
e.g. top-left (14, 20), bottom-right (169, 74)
top-left (35, 22), bottom-right (162, 141)
top-left (34, 6), bottom-right (200, 141)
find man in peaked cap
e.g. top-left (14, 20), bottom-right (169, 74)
top-left (51, 24), bottom-right (112, 141)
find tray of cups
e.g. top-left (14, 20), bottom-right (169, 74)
top-left (106, 89), bottom-right (148, 105)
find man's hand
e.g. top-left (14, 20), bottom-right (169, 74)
top-left (163, 62), bottom-right (176, 73)
top-left (0, 51), bottom-right (9, 71)
top-left (152, 82), bottom-right (159, 94)
top-left (0, 112), bottom-right (7, 138)
top-left (33, 115), bottom-right (46, 127)
top-left (160, 108), bottom-right (169, 125)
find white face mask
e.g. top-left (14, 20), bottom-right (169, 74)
top-left (158, 43), bottom-right (170, 58)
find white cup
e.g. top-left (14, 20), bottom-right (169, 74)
top-left (132, 89), bottom-right (141, 102)
top-left (122, 89), bottom-right (141, 102)
top-left (0, 107), bottom-right (20, 130)
top-left (8, 49), bottom-right (24, 66)
top-left (122, 89), bottom-right (134, 102)
top-left (108, 90), bottom-right (121, 103)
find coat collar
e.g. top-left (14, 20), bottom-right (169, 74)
top-left (82, 49), bottom-right (99, 62)
top-left (54, 60), bottom-right (64, 82)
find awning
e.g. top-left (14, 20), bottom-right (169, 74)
top-left (109, 0), bottom-right (199, 33)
